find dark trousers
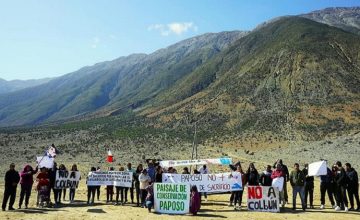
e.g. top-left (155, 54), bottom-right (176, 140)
top-left (106, 186), bottom-right (114, 202)
top-left (140, 189), bottom-right (147, 207)
top-left (69, 188), bottom-right (76, 201)
top-left (230, 190), bottom-right (243, 206)
top-left (2, 186), bottom-right (17, 210)
top-left (335, 185), bottom-right (348, 209)
top-left (62, 188), bottom-right (67, 200)
top-left (54, 188), bottom-right (62, 204)
top-left (320, 182), bottom-right (335, 206)
top-left (135, 183), bottom-right (140, 206)
top-left (116, 187), bottom-right (125, 204)
top-left (87, 186), bottom-right (96, 204)
top-left (284, 181), bottom-right (288, 202)
top-left (304, 184), bottom-right (314, 207)
top-left (125, 186), bottom-right (134, 202)
top-left (19, 185), bottom-right (32, 207)
top-left (348, 184), bottom-right (360, 209)
top-left (96, 186), bottom-right (100, 200)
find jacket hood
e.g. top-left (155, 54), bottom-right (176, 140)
top-left (22, 165), bottom-right (33, 172)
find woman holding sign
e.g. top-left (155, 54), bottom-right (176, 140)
top-left (69, 164), bottom-right (79, 203)
top-left (115, 166), bottom-right (126, 205)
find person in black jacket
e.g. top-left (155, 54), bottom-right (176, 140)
top-left (319, 166), bottom-right (335, 209)
top-left (259, 165), bottom-right (272, 186)
top-left (303, 164), bottom-right (314, 209)
top-left (345, 163), bottom-right (360, 211)
top-left (48, 162), bottom-right (58, 206)
top-left (2, 163), bottom-right (20, 211)
top-left (334, 161), bottom-right (349, 212)
top-left (246, 163), bottom-right (259, 186)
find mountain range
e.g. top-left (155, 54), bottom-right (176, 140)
top-left (0, 77), bottom-right (52, 94)
top-left (0, 6), bottom-right (359, 144)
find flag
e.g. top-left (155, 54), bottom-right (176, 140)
top-left (45, 144), bottom-right (58, 158)
top-left (107, 149), bottom-right (113, 163)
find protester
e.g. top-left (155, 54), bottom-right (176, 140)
top-left (182, 167), bottom-right (190, 174)
top-left (145, 182), bottom-right (154, 212)
top-left (334, 161), bottom-right (349, 212)
top-left (271, 163), bottom-right (286, 207)
top-left (86, 167), bottom-right (97, 205)
top-left (106, 167), bottom-right (114, 204)
top-left (115, 166), bottom-right (126, 205)
top-left (274, 159), bottom-right (289, 204)
top-left (199, 165), bottom-right (209, 201)
top-left (2, 163), bottom-right (20, 211)
top-left (147, 161), bottom-right (156, 183)
top-left (289, 163), bottom-right (306, 211)
top-left (18, 164), bottom-right (38, 209)
top-left (345, 163), bottom-right (360, 211)
top-left (36, 167), bottom-right (50, 208)
top-left (229, 165), bottom-right (246, 210)
top-left (303, 163), bottom-right (314, 209)
top-left (53, 164), bottom-right (66, 205)
top-left (190, 185), bottom-right (201, 215)
top-left (96, 166), bottom-right (101, 201)
top-left (246, 163), bottom-right (259, 186)
top-left (139, 169), bottom-right (151, 208)
top-left (155, 165), bottom-right (163, 183)
top-left (319, 165), bottom-right (336, 209)
top-left (59, 164), bottom-right (67, 203)
top-left (259, 165), bottom-right (272, 186)
top-left (69, 164), bottom-right (79, 203)
top-left (48, 162), bottom-right (58, 205)
top-left (125, 163), bottom-right (135, 204)
top-left (134, 164), bottom-right (143, 207)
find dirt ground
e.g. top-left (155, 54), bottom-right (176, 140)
top-left (1, 178), bottom-right (360, 220)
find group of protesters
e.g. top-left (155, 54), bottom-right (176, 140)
top-left (2, 158), bottom-right (359, 214)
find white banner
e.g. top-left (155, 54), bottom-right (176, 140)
top-left (271, 177), bottom-right (284, 192)
top-left (162, 172), bottom-right (242, 193)
top-left (154, 183), bottom-right (190, 214)
top-left (36, 156), bottom-right (54, 169)
top-left (247, 186), bottom-right (280, 213)
top-left (159, 158), bottom-right (232, 167)
top-left (87, 171), bottom-right (133, 187)
top-left (54, 170), bottom-right (81, 189)
top-left (308, 161), bottom-right (327, 176)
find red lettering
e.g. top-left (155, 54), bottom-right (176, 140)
top-left (248, 186), bottom-right (262, 199)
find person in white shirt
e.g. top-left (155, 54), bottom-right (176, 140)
top-left (199, 165), bottom-right (209, 201)
top-left (139, 170), bottom-right (151, 208)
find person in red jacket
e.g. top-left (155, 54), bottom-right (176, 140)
top-left (271, 163), bottom-right (285, 207)
top-left (19, 165), bottom-right (38, 209)
top-left (36, 167), bottom-right (50, 208)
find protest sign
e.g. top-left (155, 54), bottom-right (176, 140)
top-left (36, 156), bottom-right (54, 169)
top-left (308, 161), bottom-right (327, 176)
top-left (154, 183), bottom-right (190, 214)
top-left (162, 172), bottom-right (242, 193)
top-left (87, 171), bottom-right (133, 187)
top-left (247, 186), bottom-right (280, 213)
top-left (271, 177), bottom-right (284, 191)
top-left (54, 170), bottom-right (81, 189)
top-left (160, 158), bottom-right (232, 167)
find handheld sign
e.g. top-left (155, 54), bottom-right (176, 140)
top-left (308, 161), bottom-right (327, 176)
top-left (160, 158), bottom-right (232, 167)
top-left (154, 183), bottom-right (190, 214)
top-left (87, 171), bottom-right (133, 187)
top-left (271, 177), bottom-right (284, 192)
top-left (36, 156), bottom-right (54, 169)
top-left (54, 170), bottom-right (81, 189)
top-left (162, 172), bottom-right (242, 193)
top-left (247, 186), bottom-right (280, 213)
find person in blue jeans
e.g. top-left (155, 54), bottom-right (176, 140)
top-left (289, 163), bottom-right (306, 211)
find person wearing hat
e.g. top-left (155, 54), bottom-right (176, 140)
top-left (139, 169), bottom-right (151, 208)
top-left (2, 163), bottom-right (20, 211)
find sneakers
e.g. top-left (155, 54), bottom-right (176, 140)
top-left (335, 206), bottom-right (341, 211)
top-left (344, 207), bottom-right (349, 212)
top-left (320, 204), bottom-right (325, 209)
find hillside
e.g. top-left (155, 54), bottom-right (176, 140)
top-left (0, 31), bottom-right (247, 126)
top-left (0, 77), bottom-right (52, 94)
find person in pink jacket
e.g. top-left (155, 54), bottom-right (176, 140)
top-left (19, 165), bottom-right (38, 209)
top-left (271, 163), bottom-right (286, 207)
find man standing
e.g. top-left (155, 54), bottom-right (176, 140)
top-left (319, 165), bottom-right (336, 209)
top-left (199, 165), bottom-right (209, 201)
top-left (259, 165), bottom-right (272, 187)
top-left (2, 163), bottom-right (20, 211)
top-left (334, 161), bottom-right (349, 212)
top-left (303, 164), bottom-right (314, 209)
top-left (125, 163), bottom-right (135, 204)
top-left (289, 163), bottom-right (306, 211)
top-left (345, 163), bottom-right (360, 211)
